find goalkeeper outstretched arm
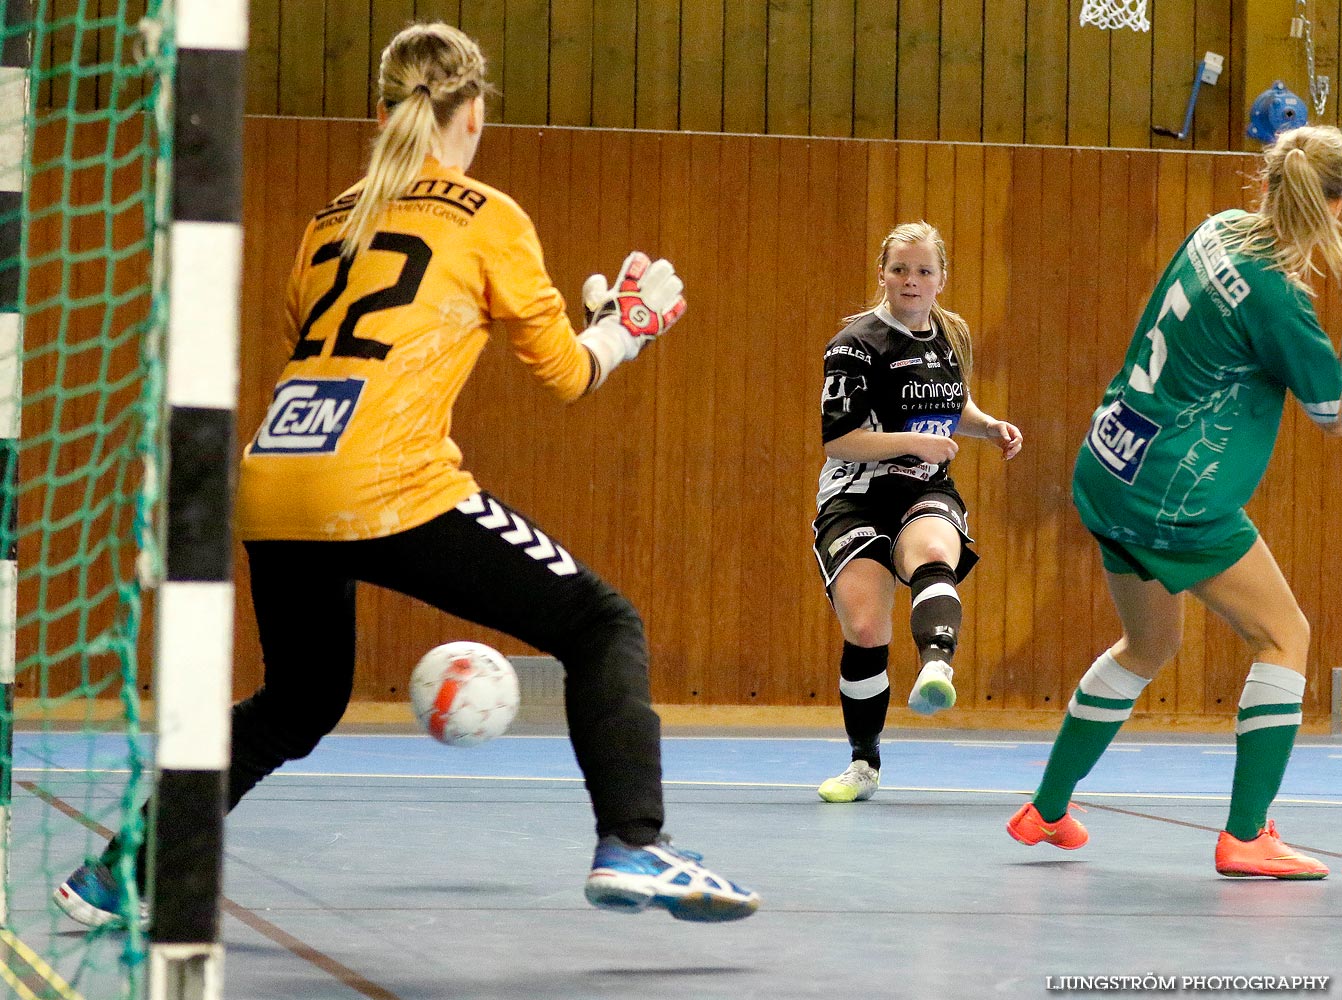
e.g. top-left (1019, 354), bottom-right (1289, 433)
top-left (578, 251), bottom-right (686, 391)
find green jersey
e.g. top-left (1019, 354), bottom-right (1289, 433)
top-left (1074, 209), bottom-right (1342, 551)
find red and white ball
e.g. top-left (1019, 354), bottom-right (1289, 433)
top-left (410, 641), bottom-right (520, 747)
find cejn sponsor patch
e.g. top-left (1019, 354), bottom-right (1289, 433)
top-left (252, 377), bottom-right (366, 454)
top-left (1086, 396), bottom-right (1160, 484)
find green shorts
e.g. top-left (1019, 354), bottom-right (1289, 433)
top-left (1091, 521), bottom-right (1259, 594)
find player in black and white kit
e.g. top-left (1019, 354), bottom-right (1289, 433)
top-left (813, 222), bottom-right (1022, 802)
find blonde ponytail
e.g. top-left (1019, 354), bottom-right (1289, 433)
top-left (339, 23), bottom-right (489, 258)
top-left (340, 91), bottom-right (437, 257)
top-left (1221, 124), bottom-right (1342, 292)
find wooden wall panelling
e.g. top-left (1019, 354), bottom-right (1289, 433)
top-left (710, 135), bottom-right (749, 701)
top-left (1030, 147), bottom-right (1072, 710)
top-left (678, 1), bottom-right (724, 132)
top-left (982, 0), bottom-right (1028, 144)
top-left (323, 0), bottom-right (371, 118)
top-left (1109, 11), bottom-right (1155, 147)
top-left (895, 141), bottom-right (927, 223)
top-left (972, 144), bottom-right (1013, 712)
top-left (636, 0), bottom-right (680, 130)
top-left (1002, 145), bottom-right (1041, 710)
top-left (460, 0), bottom-right (506, 121)
top-left (796, 138), bottom-right (842, 703)
top-left (809, 0), bottom-right (855, 139)
top-left (1194, 0), bottom-right (1233, 148)
top-left (239, 0), bottom-right (1258, 148)
top-left (1024, 3), bottom-right (1069, 145)
top-left (44, 0), bottom-right (79, 111)
top-left (247, 0), bottom-right (282, 114)
top-left (227, 122), bottom-right (1342, 721)
top-left (947, 144), bottom-right (984, 696)
top-left (736, 136), bottom-right (781, 697)
top-left (722, 0), bottom-right (767, 136)
top-left (548, 0), bottom-right (594, 126)
top-left (771, 137), bottom-right (815, 701)
top-left (1318, 1), bottom-right (1340, 129)
top-left (1059, 147), bottom-right (1102, 708)
top-left (1150, 0), bottom-right (1196, 150)
top-left (852, 0), bottom-right (898, 140)
top-left (591, 0), bottom-right (636, 129)
top-left (503, 0), bottom-right (550, 126)
top-left (678, 133), bottom-right (723, 701)
top-left (864, 142), bottom-right (897, 257)
top-left (1067, 1), bottom-right (1112, 147)
top-left (276, 0), bottom-right (326, 117)
top-left (647, 131), bottom-right (692, 698)
top-left (940, 0), bottom-right (985, 143)
top-left (896, 0), bottom-right (940, 141)
top-left (766, 0), bottom-right (811, 137)
top-left (619, 131), bottom-right (665, 641)
top-left (96, 0), bottom-right (146, 108)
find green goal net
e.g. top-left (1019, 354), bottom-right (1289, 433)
top-left (0, 1), bottom-right (172, 997)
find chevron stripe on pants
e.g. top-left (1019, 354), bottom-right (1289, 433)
top-left (234, 491), bottom-right (664, 840)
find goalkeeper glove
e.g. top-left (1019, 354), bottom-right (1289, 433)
top-left (577, 251), bottom-right (685, 389)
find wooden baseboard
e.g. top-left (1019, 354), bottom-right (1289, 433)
top-left (18, 698), bottom-right (1335, 737)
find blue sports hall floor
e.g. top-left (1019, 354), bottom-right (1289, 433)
top-left (12, 725), bottom-right (1342, 999)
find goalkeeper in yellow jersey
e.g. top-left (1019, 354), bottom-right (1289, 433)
top-left (55, 21), bottom-right (757, 928)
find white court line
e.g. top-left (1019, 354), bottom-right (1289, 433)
top-left (16, 767), bottom-right (1342, 806)
top-left (1201, 750), bottom-right (1235, 755)
top-left (952, 742), bottom-right (1019, 749)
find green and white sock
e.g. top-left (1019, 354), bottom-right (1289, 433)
top-left (1033, 651), bottom-right (1151, 822)
top-left (1225, 662), bottom-right (1304, 842)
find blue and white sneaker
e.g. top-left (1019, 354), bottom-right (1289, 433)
top-left (585, 836), bottom-right (760, 922)
top-left (53, 862), bottom-right (146, 929)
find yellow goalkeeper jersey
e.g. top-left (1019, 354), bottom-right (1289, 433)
top-left (235, 157), bottom-right (592, 541)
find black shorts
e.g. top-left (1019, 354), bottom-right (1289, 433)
top-left (811, 478), bottom-right (977, 592)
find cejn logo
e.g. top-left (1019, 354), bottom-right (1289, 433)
top-left (252, 377), bottom-right (366, 454)
top-left (1086, 396), bottom-right (1160, 484)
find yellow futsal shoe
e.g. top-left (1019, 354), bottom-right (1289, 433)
top-left (817, 760), bottom-right (880, 802)
top-left (908, 659), bottom-right (956, 716)
top-left (1215, 821), bottom-right (1329, 880)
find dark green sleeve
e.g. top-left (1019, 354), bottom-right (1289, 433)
top-left (1244, 273), bottom-right (1342, 424)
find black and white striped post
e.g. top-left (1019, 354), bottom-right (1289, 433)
top-left (151, 0), bottom-right (245, 995)
top-left (0, 0), bottom-right (27, 932)
top-left (0, 0), bottom-right (29, 930)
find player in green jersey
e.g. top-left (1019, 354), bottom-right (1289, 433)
top-left (1006, 125), bottom-right (1342, 879)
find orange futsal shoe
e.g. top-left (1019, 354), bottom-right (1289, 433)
top-left (1214, 821), bottom-right (1329, 880)
top-left (1006, 802), bottom-right (1089, 850)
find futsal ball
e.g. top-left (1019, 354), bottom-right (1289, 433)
top-left (410, 641), bottom-right (520, 747)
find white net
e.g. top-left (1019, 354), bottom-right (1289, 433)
top-left (1080, 0), bottom-right (1150, 32)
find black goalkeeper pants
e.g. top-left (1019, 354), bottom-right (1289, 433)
top-left (236, 491), bottom-right (664, 842)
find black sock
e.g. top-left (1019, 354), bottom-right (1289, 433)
top-left (839, 641), bottom-right (890, 769)
top-left (909, 561), bottom-right (960, 667)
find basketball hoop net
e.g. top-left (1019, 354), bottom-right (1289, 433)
top-left (1079, 0), bottom-right (1150, 32)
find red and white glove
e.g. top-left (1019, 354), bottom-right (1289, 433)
top-left (578, 251), bottom-right (685, 388)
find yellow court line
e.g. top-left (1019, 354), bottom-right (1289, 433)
top-left (0, 929), bottom-right (84, 1000)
